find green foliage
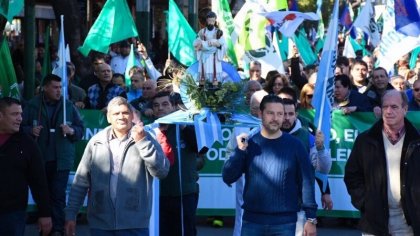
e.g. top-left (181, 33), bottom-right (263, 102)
top-left (182, 74), bottom-right (242, 111)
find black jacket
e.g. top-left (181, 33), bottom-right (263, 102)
top-left (344, 118), bottom-right (420, 235)
top-left (0, 132), bottom-right (50, 216)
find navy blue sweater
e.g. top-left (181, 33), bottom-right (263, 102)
top-left (222, 132), bottom-right (317, 224)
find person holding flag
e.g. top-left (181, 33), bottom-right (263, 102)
top-left (21, 74), bottom-right (84, 236)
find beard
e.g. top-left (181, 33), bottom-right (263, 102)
top-left (206, 25), bottom-right (215, 31)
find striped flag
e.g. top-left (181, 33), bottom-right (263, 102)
top-left (194, 109), bottom-right (223, 152)
top-left (311, 0), bottom-right (339, 150)
top-left (52, 15), bottom-right (68, 123)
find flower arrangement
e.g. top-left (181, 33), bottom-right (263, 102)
top-left (182, 74), bottom-right (243, 111)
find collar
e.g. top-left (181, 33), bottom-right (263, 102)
top-left (383, 124), bottom-right (406, 145)
top-left (108, 129), bottom-right (131, 142)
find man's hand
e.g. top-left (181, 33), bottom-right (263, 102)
top-left (65, 220), bottom-right (76, 236)
top-left (303, 221), bottom-right (317, 236)
top-left (341, 106), bottom-right (357, 115)
top-left (236, 133), bottom-right (249, 151)
top-left (209, 39), bottom-right (221, 48)
top-left (32, 125), bottom-right (43, 137)
top-left (38, 217), bottom-right (52, 236)
top-left (137, 43), bottom-right (148, 59)
top-left (60, 124), bottom-right (75, 136)
top-left (131, 122), bottom-right (146, 142)
top-left (75, 101), bottom-right (85, 109)
top-left (144, 108), bottom-right (154, 117)
top-left (321, 193), bottom-right (333, 210)
top-left (315, 130), bottom-right (324, 151)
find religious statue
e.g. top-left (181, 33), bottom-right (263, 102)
top-left (193, 11), bottom-right (226, 87)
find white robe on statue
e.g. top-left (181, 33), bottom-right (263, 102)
top-left (193, 27), bottom-right (226, 83)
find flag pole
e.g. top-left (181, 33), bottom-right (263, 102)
top-left (60, 15), bottom-right (67, 130)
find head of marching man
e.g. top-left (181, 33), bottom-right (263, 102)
top-left (0, 97), bottom-right (22, 134)
top-left (259, 94), bottom-right (284, 138)
top-left (107, 96), bottom-right (135, 137)
top-left (381, 90), bottom-right (408, 130)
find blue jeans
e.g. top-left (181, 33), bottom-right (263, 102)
top-left (241, 220), bottom-right (296, 236)
top-left (90, 228), bottom-right (149, 236)
top-left (0, 210), bottom-right (26, 236)
top-left (159, 193), bottom-right (199, 236)
top-left (45, 161), bottom-right (70, 234)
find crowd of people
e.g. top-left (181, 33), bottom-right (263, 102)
top-left (1, 8), bottom-right (420, 236)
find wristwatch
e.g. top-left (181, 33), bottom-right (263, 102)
top-left (306, 218), bottom-right (318, 225)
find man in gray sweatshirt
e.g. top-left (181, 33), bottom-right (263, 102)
top-left (64, 96), bottom-right (169, 236)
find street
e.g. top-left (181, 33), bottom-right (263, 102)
top-left (25, 217), bottom-right (361, 236)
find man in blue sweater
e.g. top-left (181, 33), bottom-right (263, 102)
top-left (222, 95), bottom-right (317, 236)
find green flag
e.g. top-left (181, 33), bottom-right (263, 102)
top-left (0, 0), bottom-right (9, 20)
top-left (212, 0), bottom-right (238, 66)
top-left (294, 28), bottom-right (317, 66)
top-left (124, 44), bottom-right (141, 87)
top-left (79, 0), bottom-right (138, 57)
top-left (0, 0), bottom-right (24, 23)
top-left (0, 37), bottom-right (20, 99)
top-left (167, 0), bottom-right (196, 66)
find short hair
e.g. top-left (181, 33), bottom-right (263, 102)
top-left (250, 60), bottom-right (261, 67)
top-left (129, 66), bottom-right (144, 77)
top-left (390, 75), bottom-right (405, 82)
top-left (245, 80), bottom-right (262, 92)
top-left (381, 89), bottom-right (408, 108)
top-left (352, 59), bottom-right (368, 70)
top-left (336, 56), bottom-right (350, 67)
top-left (0, 97), bottom-right (21, 113)
top-left (278, 87), bottom-right (298, 103)
top-left (42, 74), bottom-right (61, 86)
top-left (282, 98), bottom-right (297, 109)
top-left (250, 90), bottom-right (268, 106)
top-left (373, 67), bottom-right (388, 78)
top-left (260, 94), bottom-right (283, 112)
top-left (107, 96), bottom-right (132, 114)
top-left (335, 74), bottom-right (352, 88)
top-left (152, 91), bottom-right (175, 106)
top-left (90, 52), bottom-right (107, 63)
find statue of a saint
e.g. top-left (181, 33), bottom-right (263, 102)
top-left (193, 11), bottom-right (226, 86)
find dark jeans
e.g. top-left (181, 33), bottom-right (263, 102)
top-left (159, 193), bottom-right (198, 236)
top-left (90, 228), bottom-right (149, 236)
top-left (0, 210), bottom-right (26, 236)
top-left (45, 161), bottom-right (70, 234)
top-left (241, 221), bottom-right (296, 236)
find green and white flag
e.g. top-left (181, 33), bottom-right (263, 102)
top-left (79, 0), bottom-right (138, 57)
top-left (212, 0), bottom-right (238, 66)
top-left (0, 37), bottom-right (20, 99)
top-left (167, 0), bottom-right (196, 66)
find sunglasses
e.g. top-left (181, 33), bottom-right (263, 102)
top-left (306, 94), bottom-right (313, 99)
top-left (414, 88), bottom-right (420, 92)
